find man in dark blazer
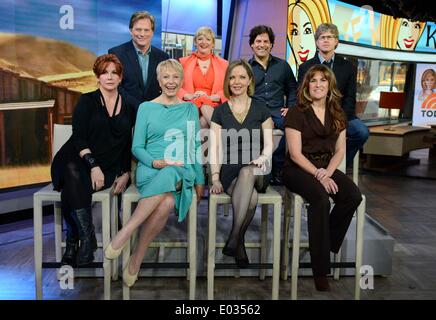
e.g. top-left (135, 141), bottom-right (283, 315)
top-left (109, 11), bottom-right (169, 112)
top-left (298, 23), bottom-right (369, 167)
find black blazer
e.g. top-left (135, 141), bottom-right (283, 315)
top-left (109, 41), bottom-right (169, 112)
top-left (298, 53), bottom-right (357, 121)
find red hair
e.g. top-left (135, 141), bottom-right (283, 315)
top-left (93, 54), bottom-right (123, 78)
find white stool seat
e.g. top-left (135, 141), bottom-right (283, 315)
top-left (33, 124), bottom-right (117, 300)
top-left (207, 186), bottom-right (282, 300)
top-left (121, 184), bottom-right (198, 300)
top-left (33, 183), bottom-right (115, 300)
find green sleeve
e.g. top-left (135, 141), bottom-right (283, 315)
top-left (132, 104), bottom-right (155, 168)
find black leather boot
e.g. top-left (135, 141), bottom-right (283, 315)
top-left (71, 207), bottom-right (97, 266)
top-left (61, 219), bottom-right (79, 266)
top-left (60, 204), bottom-right (78, 266)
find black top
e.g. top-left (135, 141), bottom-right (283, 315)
top-left (109, 41), bottom-right (169, 112)
top-left (211, 99), bottom-right (271, 191)
top-left (63, 89), bottom-right (134, 172)
top-left (248, 54), bottom-right (297, 111)
top-left (298, 54), bottom-right (357, 121)
top-left (284, 106), bottom-right (340, 169)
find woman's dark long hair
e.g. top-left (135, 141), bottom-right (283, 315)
top-left (297, 64), bottom-right (346, 133)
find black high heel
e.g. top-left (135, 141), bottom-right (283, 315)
top-left (222, 240), bottom-right (236, 257)
top-left (235, 243), bottom-right (249, 268)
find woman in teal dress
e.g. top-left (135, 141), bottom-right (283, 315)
top-left (104, 59), bottom-right (204, 287)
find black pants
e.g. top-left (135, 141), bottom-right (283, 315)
top-left (56, 157), bottom-right (115, 210)
top-left (283, 165), bottom-right (362, 276)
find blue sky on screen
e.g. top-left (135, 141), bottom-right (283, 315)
top-left (0, 0), bottom-right (161, 55)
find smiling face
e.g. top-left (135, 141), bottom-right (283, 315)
top-left (397, 18), bottom-right (421, 50)
top-left (229, 65), bottom-right (251, 98)
top-left (98, 62), bottom-right (121, 92)
top-left (288, 5), bottom-right (316, 64)
top-left (195, 33), bottom-right (214, 56)
top-left (308, 71), bottom-right (329, 101)
top-left (423, 74), bottom-right (435, 90)
top-left (130, 18), bottom-right (154, 51)
top-left (250, 33), bottom-right (273, 60)
top-left (158, 66), bottom-right (182, 98)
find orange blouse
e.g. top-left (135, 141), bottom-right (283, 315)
top-left (191, 64), bottom-right (218, 108)
top-left (178, 53), bottom-right (228, 108)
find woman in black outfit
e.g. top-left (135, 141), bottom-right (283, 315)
top-left (51, 54), bottom-right (135, 266)
top-left (209, 59), bottom-right (273, 267)
top-left (283, 64), bottom-right (362, 291)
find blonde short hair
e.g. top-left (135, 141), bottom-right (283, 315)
top-left (194, 26), bottom-right (216, 45)
top-left (156, 59), bottom-right (184, 80)
top-left (223, 59), bottom-right (255, 98)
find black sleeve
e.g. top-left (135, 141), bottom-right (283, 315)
top-left (122, 127), bottom-right (133, 173)
top-left (71, 94), bottom-right (92, 154)
top-left (211, 104), bottom-right (223, 125)
top-left (342, 61), bottom-right (357, 119)
top-left (284, 62), bottom-right (298, 108)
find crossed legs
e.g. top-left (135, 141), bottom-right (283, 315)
top-left (108, 192), bottom-right (174, 279)
top-left (223, 166), bottom-right (266, 267)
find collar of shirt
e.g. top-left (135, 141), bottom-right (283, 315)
top-left (133, 42), bottom-right (151, 57)
top-left (249, 54), bottom-right (276, 69)
top-left (318, 52), bottom-right (335, 65)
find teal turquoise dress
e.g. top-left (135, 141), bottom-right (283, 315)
top-left (132, 101), bottom-right (204, 222)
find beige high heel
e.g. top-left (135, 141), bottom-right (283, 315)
top-left (123, 257), bottom-right (139, 287)
top-left (104, 239), bottom-right (128, 260)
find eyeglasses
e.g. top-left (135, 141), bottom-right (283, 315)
top-left (318, 35), bottom-right (337, 41)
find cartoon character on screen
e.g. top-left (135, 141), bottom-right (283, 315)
top-left (286, 0), bottom-right (331, 77)
top-left (380, 15), bottom-right (426, 51)
top-left (418, 69), bottom-right (435, 102)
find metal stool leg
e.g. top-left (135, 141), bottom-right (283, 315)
top-left (355, 195), bottom-right (365, 300)
top-left (259, 205), bottom-right (268, 280)
top-left (282, 191), bottom-right (291, 280)
top-left (188, 194), bottom-right (197, 300)
top-left (272, 201), bottom-right (281, 300)
top-left (122, 198), bottom-right (132, 300)
top-left (291, 195), bottom-right (303, 300)
top-left (54, 203), bottom-right (62, 263)
top-left (34, 196), bottom-right (43, 300)
top-left (207, 197), bottom-right (217, 300)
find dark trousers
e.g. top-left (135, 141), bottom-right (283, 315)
top-left (59, 158), bottom-right (116, 210)
top-left (283, 165), bottom-right (362, 276)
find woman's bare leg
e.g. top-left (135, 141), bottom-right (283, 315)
top-left (109, 194), bottom-right (166, 251)
top-left (128, 193), bottom-right (175, 274)
top-left (200, 104), bottom-right (215, 128)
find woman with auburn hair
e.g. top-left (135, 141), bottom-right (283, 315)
top-left (178, 26), bottom-right (228, 128)
top-left (283, 64), bottom-right (362, 291)
top-left (51, 54), bottom-right (135, 266)
top-left (380, 15), bottom-right (426, 51)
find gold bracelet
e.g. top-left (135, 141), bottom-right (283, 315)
top-left (211, 172), bottom-right (220, 176)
